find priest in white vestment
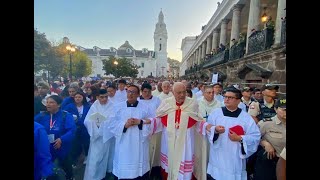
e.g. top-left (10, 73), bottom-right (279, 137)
top-left (106, 85), bottom-right (154, 179)
top-left (152, 82), bottom-right (162, 97)
top-left (158, 81), bottom-right (173, 101)
top-left (206, 86), bottom-right (261, 180)
top-left (150, 82), bottom-right (213, 180)
top-left (197, 85), bottom-right (222, 121)
top-left (83, 89), bottom-right (115, 180)
top-left (137, 83), bottom-right (162, 178)
top-left (107, 84), bottom-right (119, 104)
top-left (115, 79), bottom-right (128, 102)
top-left (195, 85), bottom-right (222, 180)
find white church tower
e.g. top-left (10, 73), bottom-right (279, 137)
top-left (154, 10), bottom-right (168, 77)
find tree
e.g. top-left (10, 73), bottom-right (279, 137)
top-left (47, 47), bottom-right (65, 81)
top-left (34, 29), bottom-right (51, 73)
top-left (168, 57), bottom-right (181, 79)
top-left (102, 56), bottom-right (140, 78)
top-left (167, 57), bottom-right (181, 67)
top-left (72, 52), bottom-right (92, 78)
top-left (55, 42), bottom-right (92, 80)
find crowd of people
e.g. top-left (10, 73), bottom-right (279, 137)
top-left (34, 78), bottom-right (286, 180)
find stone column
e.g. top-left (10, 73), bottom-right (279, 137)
top-left (246, 0), bottom-right (261, 53)
top-left (198, 47), bottom-right (202, 65)
top-left (195, 48), bottom-right (199, 65)
top-left (206, 35), bottom-right (212, 54)
top-left (230, 4), bottom-right (244, 46)
top-left (193, 53), bottom-right (196, 65)
top-left (192, 53), bottom-right (195, 65)
top-left (274, 0), bottom-right (286, 45)
top-left (220, 19), bottom-right (229, 46)
top-left (212, 29), bottom-right (220, 51)
top-left (201, 42), bottom-right (206, 62)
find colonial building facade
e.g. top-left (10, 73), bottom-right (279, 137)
top-left (180, 0), bottom-right (286, 94)
top-left (78, 10), bottom-right (168, 78)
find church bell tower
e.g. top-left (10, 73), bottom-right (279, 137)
top-left (154, 9), bottom-right (168, 77)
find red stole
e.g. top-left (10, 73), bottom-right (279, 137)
top-left (161, 101), bottom-right (197, 129)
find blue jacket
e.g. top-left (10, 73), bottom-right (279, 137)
top-left (34, 122), bottom-right (54, 180)
top-left (63, 102), bottom-right (91, 141)
top-left (34, 110), bottom-right (76, 160)
top-left (61, 96), bottom-right (74, 109)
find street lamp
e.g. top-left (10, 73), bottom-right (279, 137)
top-left (261, 7), bottom-right (268, 23)
top-left (66, 45), bottom-right (76, 81)
top-left (113, 60), bottom-right (118, 78)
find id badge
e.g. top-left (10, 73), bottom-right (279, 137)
top-left (48, 134), bottom-right (55, 143)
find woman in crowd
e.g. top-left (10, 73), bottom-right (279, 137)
top-left (63, 91), bottom-right (91, 167)
top-left (34, 95), bottom-right (76, 180)
top-left (86, 85), bottom-right (99, 105)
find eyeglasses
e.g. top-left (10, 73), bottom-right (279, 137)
top-left (127, 90), bottom-right (137, 94)
top-left (223, 96), bottom-right (238, 100)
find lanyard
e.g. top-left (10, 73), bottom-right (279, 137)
top-left (50, 114), bottom-right (56, 130)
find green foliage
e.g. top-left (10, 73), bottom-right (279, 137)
top-left (34, 29), bottom-right (51, 73)
top-left (34, 28), bottom-right (92, 80)
top-left (46, 47), bottom-right (65, 81)
top-left (167, 57), bottom-right (181, 67)
top-left (72, 52), bottom-right (92, 78)
top-left (102, 56), bottom-right (139, 78)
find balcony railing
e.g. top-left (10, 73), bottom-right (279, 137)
top-left (247, 28), bottom-right (274, 55)
top-left (229, 41), bottom-right (246, 61)
top-left (185, 62), bottom-right (206, 75)
top-left (202, 49), bottom-right (229, 69)
top-left (280, 19), bottom-right (286, 46)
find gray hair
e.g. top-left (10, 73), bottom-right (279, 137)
top-left (69, 82), bottom-right (79, 90)
top-left (162, 81), bottom-right (170, 87)
top-left (172, 82), bottom-right (185, 92)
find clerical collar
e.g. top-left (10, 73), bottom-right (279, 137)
top-left (222, 107), bottom-right (241, 117)
top-left (127, 101), bottom-right (139, 107)
top-left (139, 95), bottom-right (153, 100)
top-left (176, 101), bottom-right (184, 106)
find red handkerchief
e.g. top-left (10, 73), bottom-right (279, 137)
top-left (229, 125), bottom-right (245, 135)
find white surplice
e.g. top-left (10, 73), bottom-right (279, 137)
top-left (138, 96), bottom-right (162, 169)
top-left (196, 97), bottom-right (222, 180)
top-left (83, 100), bottom-right (115, 180)
top-left (158, 91), bottom-right (173, 101)
top-left (115, 89), bottom-right (127, 102)
top-left (206, 108), bottom-right (261, 180)
top-left (197, 97), bottom-right (222, 121)
top-left (107, 101), bottom-right (154, 179)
